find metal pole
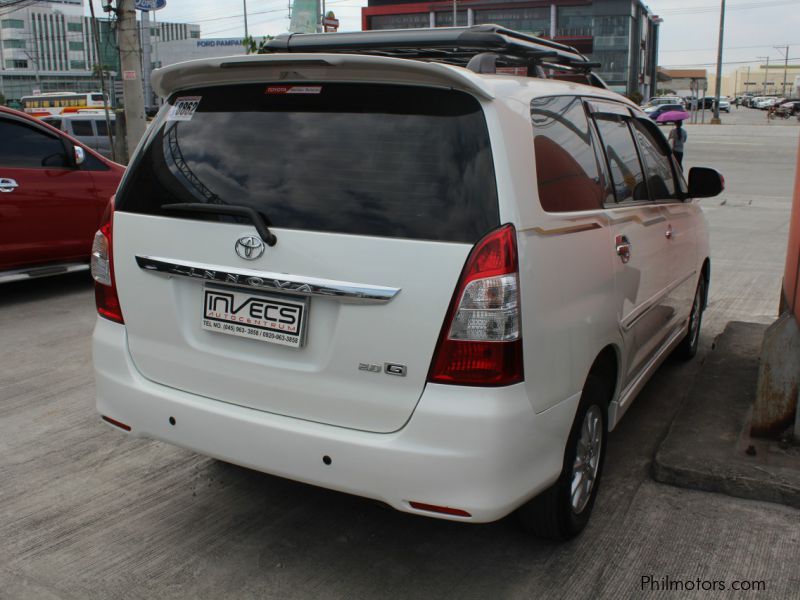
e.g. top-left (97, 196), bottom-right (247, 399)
top-left (243, 0), bottom-right (249, 37)
top-left (711, 0), bottom-right (725, 123)
top-left (776, 44), bottom-right (790, 98)
top-left (89, 0), bottom-right (116, 162)
top-left (142, 9), bottom-right (152, 111)
top-left (453, 0), bottom-right (457, 25)
top-left (746, 65), bottom-right (750, 97)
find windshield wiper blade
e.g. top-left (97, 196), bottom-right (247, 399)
top-left (162, 203), bottom-right (278, 247)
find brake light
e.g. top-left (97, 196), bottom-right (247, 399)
top-left (91, 198), bottom-right (124, 324)
top-left (427, 224), bottom-right (523, 386)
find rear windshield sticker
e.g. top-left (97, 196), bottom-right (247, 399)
top-left (266, 85), bottom-right (322, 95)
top-left (167, 96), bottom-right (202, 121)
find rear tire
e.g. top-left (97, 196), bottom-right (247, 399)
top-left (675, 277), bottom-right (706, 361)
top-left (517, 376), bottom-right (608, 541)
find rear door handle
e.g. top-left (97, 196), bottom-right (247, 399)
top-left (0, 178), bottom-right (18, 193)
top-left (616, 234), bottom-right (632, 264)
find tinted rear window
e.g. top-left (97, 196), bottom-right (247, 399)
top-left (115, 83), bottom-right (499, 243)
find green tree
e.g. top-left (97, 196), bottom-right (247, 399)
top-left (242, 35), bottom-right (274, 55)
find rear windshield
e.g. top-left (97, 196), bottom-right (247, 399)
top-left (115, 83), bottom-right (499, 243)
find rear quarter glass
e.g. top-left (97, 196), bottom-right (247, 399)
top-left (115, 83), bottom-right (500, 244)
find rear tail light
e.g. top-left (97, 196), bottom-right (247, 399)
top-left (91, 198), bottom-right (124, 324)
top-left (427, 224), bottom-right (523, 386)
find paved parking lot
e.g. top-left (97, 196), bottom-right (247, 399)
top-left (1, 119), bottom-right (799, 599)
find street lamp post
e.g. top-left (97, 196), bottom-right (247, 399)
top-left (758, 55), bottom-right (771, 95)
top-left (243, 0), bottom-right (249, 38)
top-left (711, 0), bottom-right (726, 124)
top-left (775, 44), bottom-right (790, 98)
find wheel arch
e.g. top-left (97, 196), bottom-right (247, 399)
top-left (584, 344), bottom-right (620, 413)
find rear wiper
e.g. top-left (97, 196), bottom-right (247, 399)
top-left (162, 203), bottom-right (278, 247)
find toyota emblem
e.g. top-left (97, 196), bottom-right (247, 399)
top-left (235, 236), bottom-right (265, 260)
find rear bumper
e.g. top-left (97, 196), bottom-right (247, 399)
top-left (93, 318), bottom-right (580, 523)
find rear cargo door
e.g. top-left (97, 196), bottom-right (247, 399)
top-left (112, 83), bottom-right (500, 433)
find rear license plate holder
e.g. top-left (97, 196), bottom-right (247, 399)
top-left (201, 284), bottom-right (308, 348)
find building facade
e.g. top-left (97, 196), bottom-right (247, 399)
top-left (361, 0), bottom-right (661, 98)
top-left (657, 68), bottom-right (707, 98)
top-left (710, 64), bottom-right (800, 99)
top-left (0, 0), bottom-right (199, 102)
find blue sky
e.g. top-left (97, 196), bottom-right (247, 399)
top-left (89, 0), bottom-right (800, 73)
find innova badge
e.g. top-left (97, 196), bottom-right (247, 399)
top-left (235, 236), bottom-right (265, 260)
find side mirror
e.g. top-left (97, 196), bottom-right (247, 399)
top-left (688, 167), bottom-right (724, 198)
top-left (74, 145), bottom-right (86, 166)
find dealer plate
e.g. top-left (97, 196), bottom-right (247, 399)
top-left (202, 284), bottom-right (308, 348)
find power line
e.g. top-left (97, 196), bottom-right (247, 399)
top-left (657, 0), bottom-right (798, 15)
top-left (661, 42), bottom-right (800, 53)
top-left (662, 57), bottom-right (800, 68)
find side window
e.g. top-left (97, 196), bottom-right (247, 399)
top-left (530, 96), bottom-right (606, 212)
top-left (71, 120), bottom-right (95, 137)
top-left (0, 118), bottom-right (69, 168)
top-left (593, 114), bottom-right (648, 203)
top-left (95, 119), bottom-right (108, 136)
top-left (630, 119), bottom-right (677, 200)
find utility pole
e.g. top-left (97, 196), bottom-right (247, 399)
top-left (775, 44), bottom-right (790, 98)
top-left (243, 0), bottom-right (249, 37)
top-left (453, 0), bottom-right (457, 25)
top-left (758, 55), bottom-right (770, 95)
top-left (89, 0), bottom-right (116, 162)
top-left (746, 65), bottom-right (750, 96)
top-left (711, 0), bottom-right (725, 124)
top-left (117, 0), bottom-right (147, 160)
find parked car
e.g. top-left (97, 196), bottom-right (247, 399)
top-left (0, 106), bottom-right (124, 282)
top-left (42, 112), bottom-right (116, 160)
top-left (644, 103), bottom-right (685, 122)
top-left (92, 26), bottom-right (722, 541)
top-left (755, 97), bottom-right (781, 109)
top-left (643, 96), bottom-right (685, 109)
top-left (717, 96), bottom-right (731, 112)
top-left (776, 100), bottom-right (800, 116)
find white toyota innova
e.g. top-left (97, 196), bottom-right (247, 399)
top-left (92, 26), bottom-right (722, 540)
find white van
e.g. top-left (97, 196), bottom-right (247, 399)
top-left (42, 112), bottom-right (115, 159)
top-left (91, 26), bottom-right (722, 540)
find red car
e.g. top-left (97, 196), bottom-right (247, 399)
top-left (0, 105), bottom-right (124, 283)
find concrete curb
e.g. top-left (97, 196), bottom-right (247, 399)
top-left (653, 321), bottom-right (800, 508)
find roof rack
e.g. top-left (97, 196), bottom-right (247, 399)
top-left (263, 25), bottom-right (607, 89)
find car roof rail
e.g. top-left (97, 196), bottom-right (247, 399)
top-left (263, 25), bottom-right (607, 89)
